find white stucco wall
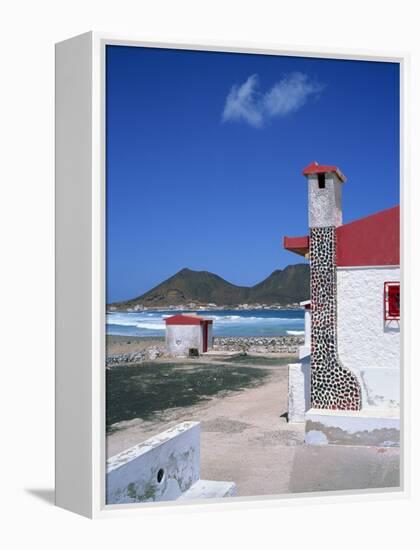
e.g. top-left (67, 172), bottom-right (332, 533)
top-left (288, 356), bottom-right (311, 422)
top-left (337, 266), bottom-right (400, 410)
top-left (207, 324), bottom-right (213, 350)
top-left (166, 324), bottom-right (203, 356)
top-left (107, 421), bottom-right (236, 503)
top-left (107, 422), bottom-right (200, 504)
top-left (299, 307), bottom-right (311, 359)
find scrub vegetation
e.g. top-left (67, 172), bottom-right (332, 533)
top-left (106, 361), bottom-right (269, 431)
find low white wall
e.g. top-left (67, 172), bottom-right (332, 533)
top-left (288, 357), bottom-right (311, 422)
top-left (106, 422), bottom-right (200, 504)
top-left (337, 266), bottom-right (400, 409)
top-left (166, 324), bottom-right (203, 356)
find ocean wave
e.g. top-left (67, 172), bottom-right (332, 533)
top-left (106, 318), bottom-right (140, 327)
top-left (106, 310), bottom-right (304, 337)
top-left (209, 316), bottom-right (303, 324)
top-left (205, 314), bottom-right (242, 321)
top-left (107, 315), bottom-right (165, 329)
top-left (107, 313), bottom-right (303, 325)
top-left (135, 322), bottom-right (165, 330)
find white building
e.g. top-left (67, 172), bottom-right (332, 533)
top-left (165, 314), bottom-right (213, 357)
top-left (284, 161), bottom-right (400, 446)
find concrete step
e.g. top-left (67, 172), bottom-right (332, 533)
top-left (179, 480), bottom-right (237, 500)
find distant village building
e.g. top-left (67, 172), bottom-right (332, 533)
top-left (285, 161), bottom-right (400, 446)
top-left (165, 314), bottom-right (213, 356)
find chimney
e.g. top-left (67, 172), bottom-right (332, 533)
top-left (302, 161), bottom-right (361, 411)
top-left (303, 161), bottom-right (346, 229)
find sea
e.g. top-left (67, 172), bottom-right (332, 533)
top-left (106, 309), bottom-right (305, 338)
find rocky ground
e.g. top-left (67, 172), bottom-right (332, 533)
top-left (106, 346), bottom-right (166, 367)
top-left (106, 336), bottom-right (165, 367)
top-left (213, 335), bottom-right (304, 354)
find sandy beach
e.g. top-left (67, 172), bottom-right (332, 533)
top-left (106, 354), bottom-right (399, 497)
top-left (107, 335), bottom-right (164, 356)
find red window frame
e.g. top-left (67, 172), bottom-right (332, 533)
top-left (384, 281), bottom-right (400, 321)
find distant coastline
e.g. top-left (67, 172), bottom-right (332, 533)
top-left (107, 302), bottom-right (303, 313)
top-left (108, 264), bottom-right (310, 311)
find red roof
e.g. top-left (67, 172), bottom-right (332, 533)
top-left (284, 206), bottom-right (400, 267)
top-left (283, 236), bottom-right (309, 257)
top-left (336, 205), bottom-right (399, 267)
top-left (302, 161), bottom-right (346, 183)
top-left (165, 314), bottom-right (213, 326)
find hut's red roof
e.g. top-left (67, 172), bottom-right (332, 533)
top-left (165, 314), bottom-right (213, 325)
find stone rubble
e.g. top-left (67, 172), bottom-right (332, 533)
top-left (106, 336), bottom-right (304, 367)
top-left (106, 346), bottom-right (165, 367)
top-left (213, 336), bottom-right (304, 354)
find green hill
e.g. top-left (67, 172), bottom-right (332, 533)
top-left (110, 264), bottom-right (309, 309)
top-left (250, 264), bottom-right (310, 305)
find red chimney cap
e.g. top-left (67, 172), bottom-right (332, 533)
top-left (302, 161), bottom-right (346, 183)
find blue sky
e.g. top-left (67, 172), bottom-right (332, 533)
top-left (106, 45), bottom-right (399, 302)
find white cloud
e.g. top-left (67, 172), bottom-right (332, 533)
top-left (222, 74), bottom-right (264, 128)
top-left (222, 72), bottom-right (324, 128)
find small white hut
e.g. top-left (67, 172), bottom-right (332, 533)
top-left (165, 314), bottom-right (213, 357)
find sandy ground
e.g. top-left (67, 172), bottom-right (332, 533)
top-left (107, 335), bottom-right (164, 355)
top-left (106, 359), bottom-right (399, 497)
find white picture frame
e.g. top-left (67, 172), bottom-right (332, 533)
top-left (55, 31), bottom-right (410, 519)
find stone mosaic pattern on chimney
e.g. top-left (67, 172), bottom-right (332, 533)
top-left (310, 227), bottom-right (361, 410)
